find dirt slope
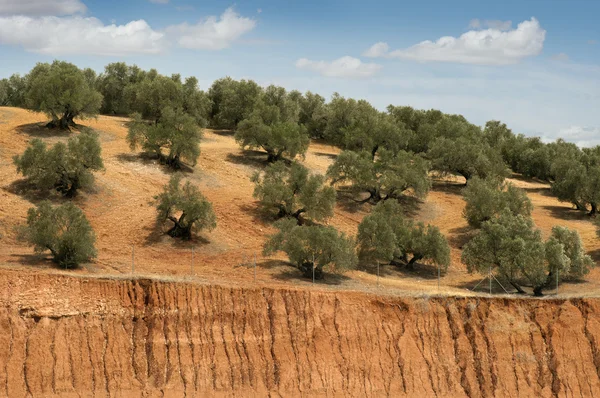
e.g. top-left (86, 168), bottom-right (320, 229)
top-left (0, 270), bottom-right (599, 397)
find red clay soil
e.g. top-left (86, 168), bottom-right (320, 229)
top-left (0, 269), bottom-right (600, 397)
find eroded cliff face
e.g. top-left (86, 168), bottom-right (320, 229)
top-left (0, 271), bottom-right (599, 397)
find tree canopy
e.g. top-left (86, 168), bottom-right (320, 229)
top-left (263, 218), bottom-right (357, 279)
top-left (251, 161), bottom-right (336, 224)
top-left (462, 177), bottom-right (532, 228)
top-left (14, 131), bottom-right (104, 197)
top-left (357, 201), bottom-right (450, 272)
top-left (461, 211), bottom-right (591, 296)
top-left (235, 96), bottom-right (309, 162)
top-left (154, 174), bottom-right (216, 239)
top-left (25, 61), bottom-right (103, 129)
top-left (127, 107), bottom-right (202, 169)
top-left (208, 77), bottom-right (262, 129)
top-left (21, 201), bottom-right (97, 268)
top-left (327, 149), bottom-right (430, 203)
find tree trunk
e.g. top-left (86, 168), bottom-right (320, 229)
top-left (406, 255), bottom-right (423, 271)
top-left (300, 261), bottom-right (323, 280)
top-left (509, 280), bottom-right (526, 294)
top-left (533, 285), bottom-right (544, 297)
top-left (167, 223), bottom-right (192, 240)
top-left (589, 202), bottom-right (598, 216)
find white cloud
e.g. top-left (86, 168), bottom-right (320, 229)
top-left (0, 16), bottom-right (166, 55)
top-left (295, 56), bottom-right (382, 78)
top-left (469, 19), bottom-right (512, 31)
top-left (0, 0), bottom-right (86, 16)
top-left (553, 126), bottom-right (600, 147)
top-left (362, 42), bottom-right (389, 58)
top-left (166, 7), bottom-right (256, 50)
top-left (551, 53), bottom-right (569, 62)
top-left (365, 18), bottom-right (545, 65)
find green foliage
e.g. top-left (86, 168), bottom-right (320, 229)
top-left (235, 98), bottom-right (309, 162)
top-left (327, 149), bottom-right (430, 203)
top-left (129, 74), bottom-right (184, 123)
top-left (548, 226), bottom-right (594, 278)
top-left (154, 174), bottom-right (216, 240)
top-left (25, 61), bottom-right (102, 128)
top-left (263, 218), bottom-right (357, 279)
top-left (461, 211), bottom-right (586, 295)
top-left (208, 77), bottom-right (262, 129)
top-left (342, 105), bottom-right (411, 157)
top-left (298, 91), bottom-right (328, 139)
top-left (322, 93), bottom-right (359, 146)
top-left (0, 74), bottom-right (28, 107)
top-left (21, 201), bottom-right (96, 268)
top-left (462, 177), bottom-right (532, 228)
top-left (428, 136), bottom-right (509, 182)
top-left (127, 107), bottom-right (202, 169)
top-left (462, 211), bottom-right (548, 294)
top-left (251, 161), bottom-right (336, 224)
top-left (357, 201), bottom-right (450, 272)
top-left (13, 131), bottom-right (104, 197)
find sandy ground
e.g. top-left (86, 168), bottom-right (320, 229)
top-left (1, 107), bottom-right (599, 297)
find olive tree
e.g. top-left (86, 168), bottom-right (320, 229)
top-left (208, 77), bottom-right (262, 129)
top-left (14, 131), bottom-right (104, 197)
top-left (298, 91), bottom-right (328, 139)
top-left (263, 218), bottom-right (357, 279)
top-left (21, 201), bottom-right (96, 268)
top-left (25, 61), bottom-right (103, 129)
top-left (462, 211), bottom-right (573, 296)
top-left (462, 177), bottom-right (532, 228)
top-left (154, 174), bottom-right (216, 239)
top-left (327, 149), bottom-right (430, 203)
top-left (251, 161), bottom-right (336, 224)
top-left (127, 107), bottom-right (202, 169)
top-left (235, 100), bottom-right (309, 162)
top-left (428, 136), bottom-right (509, 183)
top-left (548, 226), bottom-right (594, 280)
top-left (357, 201), bottom-right (450, 272)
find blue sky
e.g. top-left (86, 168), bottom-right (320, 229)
top-left (0, 0), bottom-right (598, 145)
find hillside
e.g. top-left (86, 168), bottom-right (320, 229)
top-left (1, 106), bottom-right (599, 296)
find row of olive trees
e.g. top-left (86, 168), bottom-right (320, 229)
top-left (251, 160), bottom-right (451, 279)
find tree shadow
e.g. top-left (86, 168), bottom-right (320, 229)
top-left (360, 261), bottom-right (443, 280)
top-left (4, 179), bottom-right (65, 204)
top-left (312, 151), bottom-right (338, 161)
top-left (238, 203), bottom-right (278, 227)
top-left (588, 248), bottom-right (600, 263)
top-left (542, 205), bottom-right (589, 221)
top-left (430, 179), bottom-right (465, 196)
top-left (15, 122), bottom-right (72, 138)
top-left (271, 263), bottom-right (352, 286)
top-left (115, 152), bottom-right (194, 174)
top-left (448, 225), bottom-right (475, 249)
top-left (210, 129), bottom-right (236, 137)
top-left (142, 220), bottom-right (210, 247)
top-left (226, 150), bottom-right (270, 170)
top-left (9, 253), bottom-right (58, 269)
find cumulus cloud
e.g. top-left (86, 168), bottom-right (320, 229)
top-left (553, 126), bottom-right (600, 147)
top-left (551, 53), bottom-right (569, 62)
top-left (295, 56), bottom-right (382, 78)
top-left (469, 19), bottom-right (512, 31)
top-left (364, 18), bottom-right (545, 65)
top-left (362, 42), bottom-right (389, 58)
top-left (166, 7), bottom-right (256, 50)
top-left (0, 0), bottom-right (86, 16)
top-left (0, 16), bottom-right (166, 55)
